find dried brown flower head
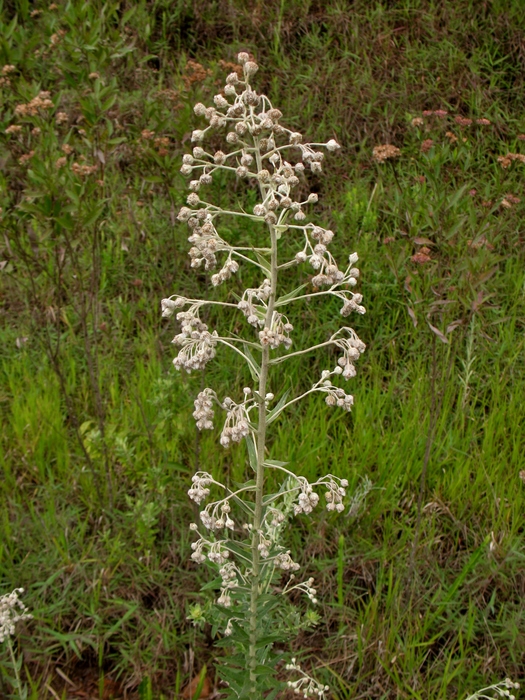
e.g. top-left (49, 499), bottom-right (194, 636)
top-left (372, 144), bottom-right (401, 163)
top-left (411, 248), bottom-right (432, 264)
top-left (71, 162), bottom-right (98, 176)
top-left (55, 156), bottom-right (67, 169)
top-left (18, 151), bottom-right (35, 165)
top-left (498, 153), bottom-right (525, 169)
top-left (433, 109), bottom-right (448, 118)
top-left (88, 72), bottom-right (100, 80)
top-left (15, 91), bottom-right (53, 116)
top-left (219, 60), bottom-right (243, 80)
top-left (2, 65), bottom-right (16, 76)
top-left (411, 117), bottom-right (424, 127)
top-left (182, 60), bottom-right (212, 90)
top-left (5, 124), bottom-right (22, 135)
top-left (445, 131), bottom-right (457, 143)
top-left (56, 111), bottom-right (68, 125)
top-left (501, 194), bottom-right (520, 208)
top-left (476, 118), bottom-right (491, 126)
top-left (454, 116), bottom-right (472, 127)
top-left (141, 129), bottom-right (155, 140)
top-left (421, 139), bottom-right (434, 153)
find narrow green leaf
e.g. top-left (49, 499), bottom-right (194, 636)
top-left (265, 391), bottom-right (290, 425)
top-left (275, 284), bottom-right (307, 307)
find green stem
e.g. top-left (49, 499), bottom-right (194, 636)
top-left (7, 638), bottom-right (23, 697)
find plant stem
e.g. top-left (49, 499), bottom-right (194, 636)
top-left (7, 638), bottom-right (22, 696)
top-left (248, 139), bottom-right (279, 689)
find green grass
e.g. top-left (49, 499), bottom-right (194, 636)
top-left (1, 0), bottom-right (525, 697)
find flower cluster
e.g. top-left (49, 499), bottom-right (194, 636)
top-left (332, 327), bottom-right (366, 378)
top-left (372, 144), bottom-right (401, 163)
top-left (14, 91), bottom-right (53, 117)
top-left (171, 310), bottom-right (218, 372)
top-left (294, 480), bottom-right (320, 515)
top-left (0, 588), bottom-right (32, 643)
top-left (193, 388), bottom-right (215, 430)
top-left (190, 533), bottom-right (230, 565)
top-left (285, 658), bottom-right (329, 698)
top-left (187, 471), bottom-right (214, 505)
top-left (220, 395), bottom-right (251, 447)
top-left (466, 678), bottom-right (520, 700)
top-left (259, 312), bottom-right (293, 349)
top-left (274, 550), bottom-right (300, 572)
top-left (217, 562), bottom-right (239, 608)
top-left (175, 53), bottom-right (342, 283)
top-left (497, 152), bottom-right (525, 169)
top-left (238, 278), bottom-right (272, 326)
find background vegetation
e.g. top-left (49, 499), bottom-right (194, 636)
top-left (1, 0), bottom-right (525, 697)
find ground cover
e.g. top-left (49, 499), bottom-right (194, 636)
top-left (1, 0), bottom-right (525, 697)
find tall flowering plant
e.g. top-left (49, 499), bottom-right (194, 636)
top-left (162, 53), bottom-right (366, 698)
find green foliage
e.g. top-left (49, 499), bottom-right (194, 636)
top-left (0, 0), bottom-right (524, 697)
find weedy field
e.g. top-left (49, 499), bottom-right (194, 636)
top-left (1, 0), bottom-right (525, 698)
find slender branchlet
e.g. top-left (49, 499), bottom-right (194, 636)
top-left (163, 52), bottom-right (366, 698)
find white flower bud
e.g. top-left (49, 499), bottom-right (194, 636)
top-left (237, 52), bottom-right (250, 64)
top-left (326, 139), bottom-right (340, 151)
top-left (244, 61), bottom-right (259, 77)
top-left (349, 252), bottom-right (359, 264)
top-left (226, 132), bottom-right (238, 144)
top-left (194, 103), bottom-right (206, 116)
top-left (191, 129), bottom-right (205, 142)
top-left (214, 94), bottom-right (228, 108)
